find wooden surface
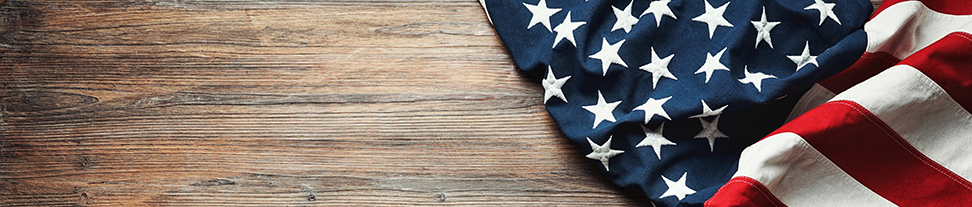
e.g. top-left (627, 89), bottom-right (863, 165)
top-left (1, 0), bottom-right (881, 206)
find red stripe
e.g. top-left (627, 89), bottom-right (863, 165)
top-left (873, 0), bottom-right (972, 18)
top-left (705, 177), bottom-right (787, 207)
top-left (897, 32), bottom-right (972, 112)
top-left (817, 51), bottom-right (899, 94)
top-left (777, 100), bottom-right (972, 206)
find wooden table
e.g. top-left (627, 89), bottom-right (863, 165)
top-left (1, 0), bottom-right (881, 206)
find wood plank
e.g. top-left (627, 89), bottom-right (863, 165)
top-left (1, 0), bottom-right (650, 206)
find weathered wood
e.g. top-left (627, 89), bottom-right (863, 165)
top-left (0, 0), bottom-right (650, 206)
top-left (1, 0), bottom-right (883, 206)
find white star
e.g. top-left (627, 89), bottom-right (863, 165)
top-left (586, 136), bottom-right (625, 171)
top-left (637, 123), bottom-right (676, 160)
top-left (641, 0), bottom-right (677, 27)
top-left (611, 0), bottom-right (640, 33)
top-left (660, 172), bottom-right (696, 201)
top-left (805, 0), bottom-right (841, 26)
top-left (695, 115), bottom-right (728, 152)
top-left (542, 66), bottom-right (571, 104)
top-left (688, 99), bottom-right (727, 118)
top-left (523, 0), bottom-right (562, 32)
top-left (738, 66), bottom-right (777, 92)
top-left (639, 47), bottom-right (678, 89)
top-left (692, 0), bottom-right (733, 39)
top-left (787, 41), bottom-right (818, 72)
top-left (552, 11), bottom-right (586, 48)
top-left (582, 91), bottom-right (621, 129)
top-left (589, 38), bottom-right (628, 76)
top-left (695, 48), bottom-right (730, 83)
top-left (751, 7), bottom-right (781, 49)
top-left (634, 96), bottom-right (671, 123)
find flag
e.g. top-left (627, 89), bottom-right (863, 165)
top-left (708, 0), bottom-right (972, 206)
top-left (479, 0), bottom-right (871, 206)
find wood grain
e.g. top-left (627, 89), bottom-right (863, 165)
top-left (0, 0), bottom-right (649, 206)
top-left (1, 0), bottom-right (882, 206)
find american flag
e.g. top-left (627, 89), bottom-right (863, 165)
top-left (480, 0), bottom-right (872, 206)
top-left (709, 0), bottom-right (972, 206)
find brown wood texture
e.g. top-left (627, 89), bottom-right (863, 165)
top-left (1, 0), bottom-right (882, 206)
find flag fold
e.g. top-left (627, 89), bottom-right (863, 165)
top-left (481, 0), bottom-right (872, 206)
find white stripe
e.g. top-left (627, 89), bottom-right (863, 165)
top-left (480, 0), bottom-right (493, 25)
top-left (831, 65), bottom-right (972, 181)
top-left (785, 83), bottom-right (835, 122)
top-left (733, 132), bottom-right (896, 207)
top-left (865, 0), bottom-right (972, 59)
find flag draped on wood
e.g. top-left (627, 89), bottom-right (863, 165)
top-left (480, 0), bottom-right (871, 206)
top-left (709, 0), bottom-right (972, 206)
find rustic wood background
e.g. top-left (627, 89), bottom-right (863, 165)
top-left (1, 0), bottom-right (882, 206)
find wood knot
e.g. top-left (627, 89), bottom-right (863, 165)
top-left (79, 156), bottom-right (92, 169)
top-left (78, 192), bottom-right (90, 206)
top-left (435, 193), bottom-right (447, 202)
top-left (302, 186), bottom-right (317, 201)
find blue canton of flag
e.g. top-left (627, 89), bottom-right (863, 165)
top-left (481, 0), bottom-right (871, 206)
